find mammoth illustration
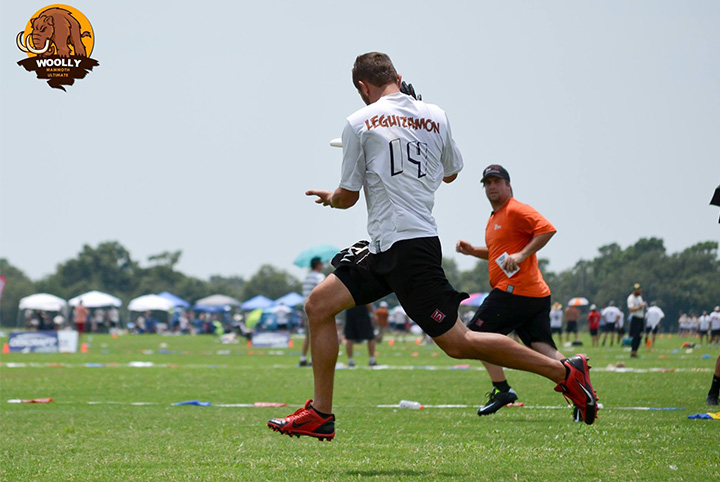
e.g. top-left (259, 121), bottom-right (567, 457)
top-left (16, 8), bottom-right (91, 57)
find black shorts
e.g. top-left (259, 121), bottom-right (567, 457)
top-left (644, 325), bottom-right (659, 335)
top-left (603, 322), bottom-right (616, 333)
top-left (566, 321), bottom-right (578, 333)
top-left (551, 327), bottom-right (562, 335)
top-left (344, 305), bottom-right (374, 342)
top-left (333, 237), bottom-right (467, 338)
top-left (590, 328), bottom-right (599, 336)
top-left (467, 289), bottom-right (556, 349)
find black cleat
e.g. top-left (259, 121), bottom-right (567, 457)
top-left (477, 387), bottom-right (518, 416)
top-left (707, 393), bottom-right (719, 406)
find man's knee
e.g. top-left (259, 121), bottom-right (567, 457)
top-left (435, 334), bottom-right (472, 359)
top-left (304, 293), bottom-right (330, 323)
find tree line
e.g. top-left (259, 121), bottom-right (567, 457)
top-left (1, 238), bottom-right (717, 330)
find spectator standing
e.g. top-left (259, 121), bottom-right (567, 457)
top-left (299, 257), bottom-right (326, 367)
top-left (374, 301), bottom-right (389, 343)
top-left (275, 303), bottom-right (292, 330)
top-left (587, 305), bottom-right (601, 347)
top-left (389, 304), bottom-right (410, 341)
top-left (344, 304), bottom-right (377, 367)
top-left (644, 302), bottom-right (664, 348)
top-left (601, 301), bottom-right (622, 347)
top-left (73, 301), bottom-right (89, 334)
top-left (698, 311), bottom-right (710, 345)
top-left (627, 283), bottom-right (646, 358)
top-left (108, 306), bottom-right (120, 334)
top-left (549, 302), bottom-right (563, 347)
top-left (564, 305), bottom-right (580, 343)
top-left (710, 306), bottom-right (720, 346)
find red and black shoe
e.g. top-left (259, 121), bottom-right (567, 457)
top-left (267, 399), bottom-right (335, 441)
top-left (554, 354), bottom-right (599, 425)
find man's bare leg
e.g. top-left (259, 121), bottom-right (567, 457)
top-left (304, 274), bottom-right (355, 414)
top-left (435, 320), bottom-right (567, 383)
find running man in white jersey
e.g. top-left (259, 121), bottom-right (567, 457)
top-left (267, 52), bottom-right (598, 440)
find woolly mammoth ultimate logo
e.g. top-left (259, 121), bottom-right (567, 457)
top-left (16, 4), bottom-right (99, 91)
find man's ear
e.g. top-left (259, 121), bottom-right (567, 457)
top-left (357, 80), bottom-right (370, 97)
top-left (396, 74), bottom-right (402, 87)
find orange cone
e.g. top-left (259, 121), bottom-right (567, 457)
top-left (80, 343), bottom-right (88, 353)
top-left (288, 339), bottom-right (294, 348)
top-left (112, 333), bottom-right (118, 339)
top-left (388, 339), bottom-right (395, 346)
top-left (247, 340), bottom-right (252, 348)
top-left (2, 343), bottom-right (9, 354)
top-left (415, 338), bottom-right (422, 345)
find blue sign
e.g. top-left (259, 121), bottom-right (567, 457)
top-left (8, 331), bottom-right (58, 353)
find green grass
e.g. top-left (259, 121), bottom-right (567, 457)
top-left (1, 332), bottom-right (718, 481)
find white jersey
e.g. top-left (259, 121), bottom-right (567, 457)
top-left (340, 92), bottom-right (464, 253)
top-left (699, 314), bottom-right (710, 331)
top-left (601, 306), bottom-right (622, 324)
top-left (549, 309), bottom-right (563, 329)
top-left (627, 294), bottom-right (645, 318)
top-left (645, 306), bottom-right (664, 329)
top-left (302, 271), bottom-right (325, 298)
top-left (710, 311), bottom-right (720, 330)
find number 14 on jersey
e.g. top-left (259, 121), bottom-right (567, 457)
top-left (389, 138), bottom-right (428, 179)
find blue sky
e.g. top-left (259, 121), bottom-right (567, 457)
top-left (1, 1), bottom-right (718, 283)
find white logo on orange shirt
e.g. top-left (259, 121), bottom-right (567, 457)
top-left (494, 224), bottom-right (502, 230)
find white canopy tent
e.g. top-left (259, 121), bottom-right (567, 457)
top-left (128, 294), bottom-right (175, 312)
top-left (69, 290), bottom-right (122, 308)
top-left (19, 293), bottom-right (68, 312)
top-left (194, 294), bottom-right (241, 307)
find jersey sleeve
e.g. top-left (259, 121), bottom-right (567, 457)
top-left (440, 112), bottom-right (464, 177)
top-left (338, 120), bottom-right (365, 191)
top-left (513, 202), bottom-right (556, 237)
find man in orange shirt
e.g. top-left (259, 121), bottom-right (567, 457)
top-left (457, 164), bottom-right (571, 418)
top-left (73, 301), bottom-right (89, 334)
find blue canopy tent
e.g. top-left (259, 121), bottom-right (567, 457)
top-left (257, 305), bottom-right (301, 331)
top-left (193, 304), bottom-right (227, 313)
top-left (157, 291), bottom-right (190, 309)
top-left (241, 295), bottom-right (273, 311)
top-left (274, 292), bottom-right (304, 307)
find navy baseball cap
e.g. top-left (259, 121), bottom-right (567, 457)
top-left (481, 164), bottom-right (510, 183)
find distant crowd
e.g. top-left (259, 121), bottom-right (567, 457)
top-left (21, 299), bottom-right (720, 345)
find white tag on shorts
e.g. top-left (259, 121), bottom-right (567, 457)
top-left (495, 252), bottom-right (520, 278)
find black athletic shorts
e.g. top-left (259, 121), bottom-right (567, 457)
top-left (467, 288), bottom-right (556, 349)
top-left (333, 237), bottom-right (468, 338)
top-left (603, 322), bottom-right (616, 333)
top-left (344, 305), bottom-right (374, 342)
top-left (566, 321), bottom-right (578, 333)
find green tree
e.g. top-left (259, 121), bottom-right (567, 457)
top-left (37, 242), bottom-right (138, 301)
top-left (0, 259), bottom-right (36, 327)
top-left (241, 265), bottom-right (301, 301)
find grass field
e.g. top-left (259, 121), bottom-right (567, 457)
top-left (1, 331), bottom-right (718, 481)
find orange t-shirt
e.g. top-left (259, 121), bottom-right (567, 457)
top-left (375, 307), bottom-right (389, 327)
top-left (485, 197), bottom-right (555, 297)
